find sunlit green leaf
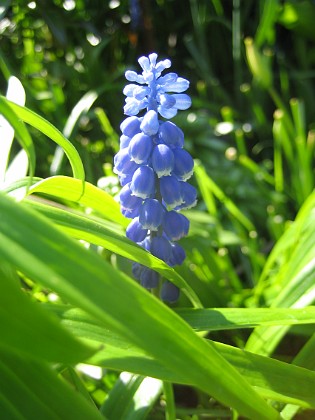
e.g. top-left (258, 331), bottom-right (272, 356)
top-left (0, 193), bottom-right (280, 419)
top-left (46, 303), bottom-right (315, 409)
top-left (0, 263), bottom-right (96, 364)
top-left (0, 97), bottom-right (85, 181)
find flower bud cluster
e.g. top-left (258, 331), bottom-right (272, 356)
top-left (114, 53), bottom-right (197, 302)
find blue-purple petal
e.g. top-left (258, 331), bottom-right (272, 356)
top-left (114, 148), bottom-right (139, 175)
top-left (160, 281), bottom-right (180, 303)
top-left (126, 217), bottom-right (148, 242)
top-left (132, 262), bottom-right (144, 279)
top-left (151, 236), bottom-right (172, 262)
top-left (173, 93), bottom-right (192, 110)
top-left (158, 93), bottom-right (176, 109)
top-left (140, 110), bottom-right (159, 136)
top-left (160, 175), bottom-right (183, 208)
top-left (130, 166), bottom-right (155, 199)
top-left (119, 183), bottom-right (143, 211)
top-left (158, 121), bottom-right (184, 148)
top-left (140, 268), bottom-right (160, 289)
top-left (173, 148), bottom-right (194, 181)
top-left (138, 56), bottom-right (150, 71)
top-left (157, 105), bottom-right (178, 119)
top-left (129, 133), bottom-right (152, 164)
top-left (164, 77), bottom-right (190, 93)
top-left (151, 144), bottom-right (174, 177)
top-left (163, 211), bottom-right (189, 241)
top-left (168, 243), bottom-right (186, 266)
top-left (120, 134), bottom-right (131, 149)
top-left (139, 198), bottom-right (164, 231)
top-left (120, 116), bottom-right (141, 137)
top-left (176, 182), bottom-right (197, 210)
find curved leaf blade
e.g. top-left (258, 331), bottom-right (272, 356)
top-left (47, 303), bottom-right (315, 409)
top-left (0, 263), bottom-right (96, 364)
top-left (25, 196), bottom-right (202, 308)
top-left (0, 96), bottom-right (85, 181)
top-left (28, 175), bottom-right (127, 226)
top-left (0, 96), bottom-right (35, 185)
top-left (0, 349), bottom-right (104, 420)
top-left (0, 193), bottom-right (280, 420)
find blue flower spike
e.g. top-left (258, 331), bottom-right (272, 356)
top-left (114, 53), bottom-right (197, 303)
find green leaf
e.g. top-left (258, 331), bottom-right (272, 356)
top-left (244, 37), bottom-right (272, 89)
top-left (0, 96), bottom-right (35, 185)
top-left (255, 0), bottom-right (279, 46)
top-left (0, 348), bottom-right (104, 420)
top-left (64, 91), bottom-right (99, 139)
top-left (194, 162), bottom-right (255, 232)
top-left (174, 307), bottom-right (315, 331)
top-left (281, 334), bottom-right (315, 419)
top-left (0, 193), bottom-right (280, 419)
top-left (0, 96), bottom-right (85, 181)
top-left (25, 196), bottom-right (202, 308)
top-left (28, 175), bottom-right (127, 226)
top-left (47, 303), bottom-right (315, 409)
top-left (51, 89), bottom-right (101, 175)
top-left (0, 263), bottom-right (96, 364)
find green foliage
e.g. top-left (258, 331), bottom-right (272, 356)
top-left (1, 1), bottom-right (315, 419)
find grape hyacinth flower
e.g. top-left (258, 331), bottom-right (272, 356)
top-left (114, 53), bottom-right (197, 302)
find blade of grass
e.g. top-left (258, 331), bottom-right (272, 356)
top-left (163, 382), bottom-right (176, 420)
top-left (195, 161), bottom-right (255, 231)
top-left (0, 349), bottom-right (104, 420)
top-left (46, 303), bottom-right (315, 409)
top-left (0, 262), bottom-right (96, 363)
top-left (281, 334), bottom-right (315, 419)
top-left (28, 175), bottom-right (127, 226)
top-left (0, 97), bottom-right (85, 181)
top-left (51, 90), bottom-right (99, 175)
top-left (255, 0), bottom-right (279, 47)
top-left (174, 307), bottom-right (315, 331)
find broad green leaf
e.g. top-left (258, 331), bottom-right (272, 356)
top-left (0, 263), bottom-right (95, 364)
top-left (174, 307), bottom-right (315, 331)
top-left (28, 175), bottom-right (127, 227)
top-left (25, 197), bottom-right (202, 308)
top-left (46, 303), bottom-right (315, 409)
top-left (0, 96), bottom-right (85, 181)
top-left (0, 348), bottom-right (104, 420)
top-left (0, 193), bottom-right (280, 419)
